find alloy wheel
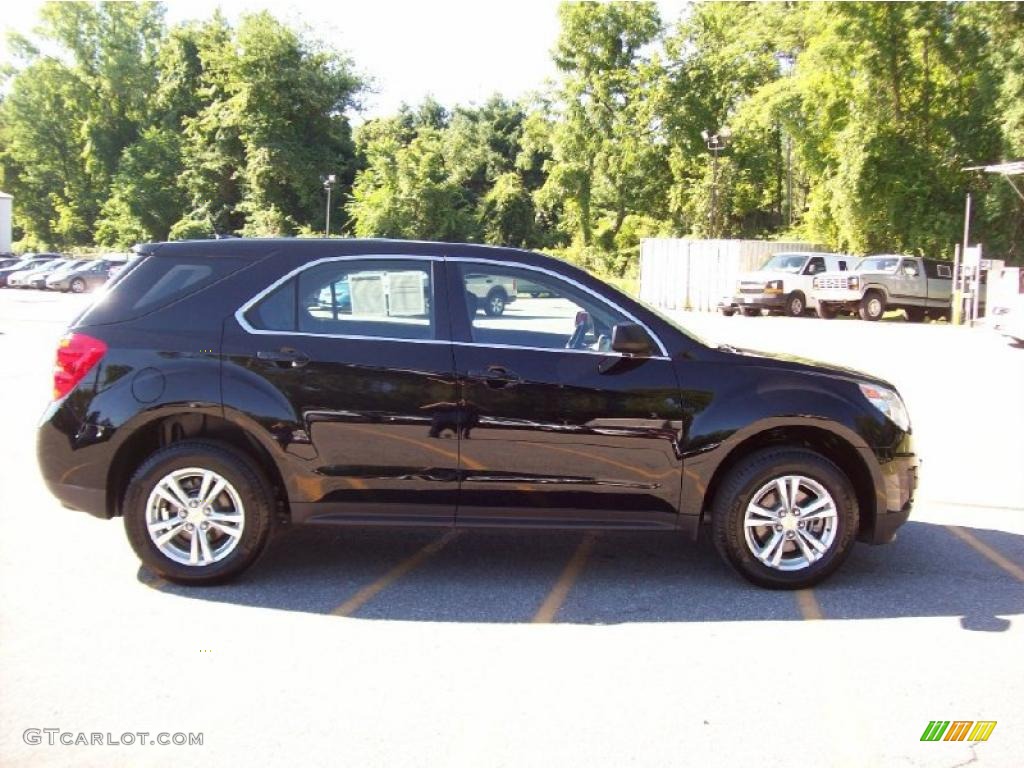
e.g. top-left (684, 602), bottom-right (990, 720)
top-left (743, 475), bottom-right (838, 571)
top-left (145, 467), bottom-right (246, 566)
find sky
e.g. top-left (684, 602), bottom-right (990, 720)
top-left (0, 0), bottom-right (691, 119)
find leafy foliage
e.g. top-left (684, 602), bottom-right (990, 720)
top-left (1, 1), bottom-right (1021, 268)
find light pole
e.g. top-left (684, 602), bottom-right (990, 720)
top-left (322, 174), bottom-right (337, 236)
top-left (701, 127), bottom-right (731, 238)
top-left (774, 51), bottom-right (795, 228)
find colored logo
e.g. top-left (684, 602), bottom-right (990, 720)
top-left (921, 721), bottom-right (997, 742)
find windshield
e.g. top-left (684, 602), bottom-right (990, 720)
top-left (856, 257), bottom-right (900, 272)
top-left (759, 253), bottom-right (808, 273)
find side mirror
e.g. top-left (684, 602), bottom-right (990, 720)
top-left (610, 323), bottom-right (653, 356)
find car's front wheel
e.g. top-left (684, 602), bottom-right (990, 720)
top-left (484, 289), bottom-right (507, 317)
top-left (123, 441), bottom-right (275, 584)
top-left (784, 291), bottom-right (806, 317)
top-left (70, 278), bottom-right (86, 293)
top-left (711, 447), bottom-right (859, 589)
top-left (859, 290), bottom-right (885, 321)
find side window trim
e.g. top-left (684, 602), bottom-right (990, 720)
top-left (236, 252), bottom-right (668, 356)
top-left (236, 254), bottom-right (448, 343)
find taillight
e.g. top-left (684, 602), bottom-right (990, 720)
top-left (53, 332), bottom-right (107, 401)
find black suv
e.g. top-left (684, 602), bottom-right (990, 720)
top-left (37, 239), bottom-right (917, 588)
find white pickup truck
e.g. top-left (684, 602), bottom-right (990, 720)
top-left (719, 252), bottom-right (858, 317)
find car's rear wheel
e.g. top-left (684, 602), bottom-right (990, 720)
top-left (720, 307), bottom-right (736, 317)
top-left (123, 441), bottom-right (275, 584)
top-left (711, 447), bottom-right (859, 589)
top-left (858, 291), bottom-right (885, 321)
top-left (70, 278), bottom-right (86, 293)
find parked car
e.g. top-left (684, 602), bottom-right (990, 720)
top-left (719, 252), bottom-right (858, 317)
top-left (811, 254), bottom-right (957, 321)
top-left (0, 253), bottom-right (61, 288)
top-left (7, 258), bottom-right (69, 288)
top-left (465, 272), bottom-right (517, 316)
top-left (27, 259), bottom-right (85, 289)
top-left (988, 268), bottom-right (1024, 345)
top-left (46, 258), bottom-right (121, 293)
top-left (37, 239), bottom-right (917, 589)
top-left (0, 256), bottom-right (21, 270)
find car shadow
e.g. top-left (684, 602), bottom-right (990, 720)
top-left (137, 520), bottom-right (1024, 627)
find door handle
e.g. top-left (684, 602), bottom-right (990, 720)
top-left (257, 347), bottom-right (310, 368)
top-left (468, 366), bottom-right (521, 389)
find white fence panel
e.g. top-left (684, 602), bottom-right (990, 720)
top-left (639, 238), bottom-right (827, 311)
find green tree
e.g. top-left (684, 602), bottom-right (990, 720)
top-left (0, 1), bottom-right (165, 247)
top-left (174, 12), bottom-right (363, 237)
top-left (540, 1), bottom-right (668, 275)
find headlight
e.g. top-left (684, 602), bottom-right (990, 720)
top-left (848, 276), bottom-right (860, 290)
top-left (858, 383), bottom-right (910, 431)
top-left (764, 280), bottom-right (783, 293)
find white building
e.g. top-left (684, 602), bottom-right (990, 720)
top-left (0, 192), bottom-right (11, 253)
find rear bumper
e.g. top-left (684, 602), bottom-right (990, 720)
top-left (46, 481), bottom-right (108, 518)
top-left (37, 407), bottom-right (112, 519)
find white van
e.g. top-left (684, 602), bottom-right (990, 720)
top-left (719, 252), bottom-right (858, 317)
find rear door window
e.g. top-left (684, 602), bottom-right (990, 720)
top-left (244, 258), bottom-right (436, 341)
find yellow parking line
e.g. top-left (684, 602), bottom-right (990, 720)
top-left (532, 532), bottom-right (598, 624)
top-left (946, 526), bottom-right (1024, 582)
top-left (330, 530), bottom-right (462, 617)
top-left (795, 589), bottom-right (823, 620)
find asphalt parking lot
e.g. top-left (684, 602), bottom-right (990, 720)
top-left (1, 288), bottom-right (1022, 767)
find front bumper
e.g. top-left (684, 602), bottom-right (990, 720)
top-left (861, 452), bottom-right (918, 544)
top-left (813, 289), bottom-right (861, 304)
top-left (720, 293), bottom-right (785, 310)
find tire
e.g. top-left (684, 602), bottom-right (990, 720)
top-left (904, 307), bottom-right (926, 323)
top-left (816, 302), bottom-right (837, 319)
top-left (70, 278), bottom-right (86, 293)
top-left (484, 289), bottom-right (507, 317)
top-left (720, 307), bottom-right (736, 317)
top-left (858, 290), bottom-right (885, 321)
top-left (710, 447), bottom-right (859, 589)
top-left (741, 307), bottom-right (761, 317)
top-left (784, 291), bottom-right (806, 317)
top-left (123, 440), bottom-right (276, 585)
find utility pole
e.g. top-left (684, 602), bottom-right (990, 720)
top-left (774, 51), bottom-right (796, 228)
top-left (322, 174), bottom-right (337, 236)
top-left (701, 127), bottom-right (731, 238)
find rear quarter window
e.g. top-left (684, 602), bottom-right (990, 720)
top-left (75, 253), bottom-right (249, 326)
